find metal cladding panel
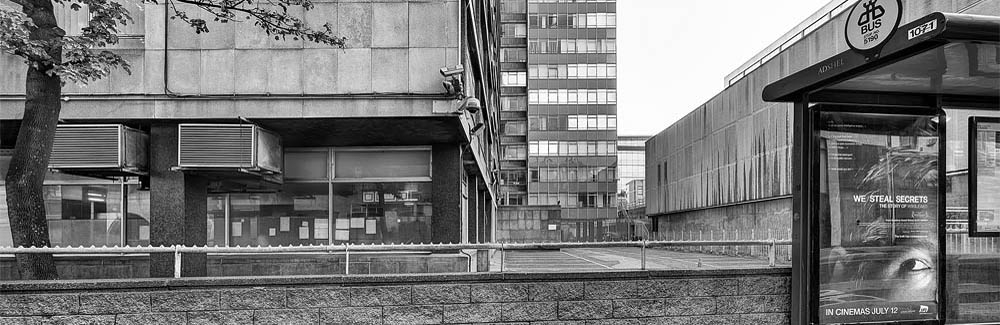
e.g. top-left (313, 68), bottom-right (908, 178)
top-left (122, 127), bottom-right (149, 170)
top-left (254, 128), bottom-right (283, 173)
top-left (49, 125), bottom-right (121, 168)
top-left (178, 124), bottom-right (254, 168)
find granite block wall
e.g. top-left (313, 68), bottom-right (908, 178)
top-left (0, 269), bottom-right (791, 324)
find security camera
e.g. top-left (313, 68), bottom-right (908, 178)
top-left (440, 64), bottom-right (465, 77)
top-left (462, 98), bottom-right (481, 114)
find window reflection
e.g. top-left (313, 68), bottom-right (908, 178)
top-left (332, 182), bottom-right (432, 244)
top-left (44, 184), bottom-right (123, 247)
top-left (125, 185), bottom-right (150, 246)
top-left (227, 183), bottom-right (330, 247)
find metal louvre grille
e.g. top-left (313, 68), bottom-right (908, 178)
top-left (178, 125), bottom-right (253, 167)
top-left (50, 126), bottom-right (120, 167)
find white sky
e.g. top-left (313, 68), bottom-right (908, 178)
top-left (617, 0), bottom-right (833, 136)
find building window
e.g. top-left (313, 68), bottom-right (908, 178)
top-left (502, 24), bottom-right (527, 38)
top-left (503, 121), bottom-right (527, 136)
top-left (224, 183), bottom-right (330, 247)
top-left (528, 141), bottom-right (617, 157)
top-left (501, 0), bottom-right (526, 13)
top-left (503, 144), bottom-right (527, 160)
top-left (331, 182), bottom-right (432, 244)
top-left (528, 39), bottom-right (617, 54)
top-left (528, 13), bottom-right (617, 28)
top-left (501, 96), bottom-right (528, 111)
top-left (500, 171), bottom-right (527, 185)
top-left (529, 90), bottom-right (617, 105)
top-left (531, 167), bottom-right (616, 183)
top-left (125, 185), bottom-right (150, 246)
top-left (333, 149), bottom-right (431, 180)
top-left (43, 184), bottom-right (124, 247)
top-left (503, 193), bottom-right (526, 206)
top-left (208, 147), bottom-right (435, 247)
top-left (502, 72), bottom-right (527, 87)
top-left (532, 64), bottom-right (616, 79)
top-left (501, 48), bottom-right (527, 62)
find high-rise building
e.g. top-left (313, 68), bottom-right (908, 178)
top-left (496, 0), bottom-right (617, 242)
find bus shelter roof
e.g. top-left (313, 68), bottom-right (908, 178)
top-left (763, 12), bottom-right (1000, 105)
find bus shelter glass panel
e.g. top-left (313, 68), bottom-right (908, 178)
top-left (815, 109), bottom-right (943, 323)
top-left (946, 111), bottom-right (1000, 323)
top-left (971, 117), bottom-right (1000, 235)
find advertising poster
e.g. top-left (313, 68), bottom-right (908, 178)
top-left (816, 110), bottom-right (940, 323)
top-left (973, 119), bottom-right (1000, 234)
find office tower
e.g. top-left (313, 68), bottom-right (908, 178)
top-left (497, 0), bottom-right (617, 242)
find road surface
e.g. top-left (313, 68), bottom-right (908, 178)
top-left (492, 247), bottom-right (787, 272)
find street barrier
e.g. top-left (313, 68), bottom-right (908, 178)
top-left (0, 239), bottom-right (793, 279)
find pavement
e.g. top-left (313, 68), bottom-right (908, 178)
top-left (492, 247), bottom-right (788, 272)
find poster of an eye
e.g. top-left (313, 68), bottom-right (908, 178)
top-left (815, 109), bottom-right (941, 323)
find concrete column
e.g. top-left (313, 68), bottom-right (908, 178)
top-left (431, 144), bottom-right (462, 244)
top-left (149, 124), bottom-right (208, 277)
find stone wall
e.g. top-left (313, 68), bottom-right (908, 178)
top-left (0, 269), bottom-right (791, 324)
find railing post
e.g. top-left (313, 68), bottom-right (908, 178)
top-left (640, 240), bottom-right (647, 270)
top-left (500, 243), bottom-right (505, 272)
top-left (768, 238), bottom-right (776, 267)
top-left (173, 245), bottom-right (182, 278)
top-left (345, 244), bottom-right (350, 275)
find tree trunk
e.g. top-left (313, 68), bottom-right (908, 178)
top-left (4, 0), bottom-right (63, 280)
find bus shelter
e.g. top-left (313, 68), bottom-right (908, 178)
top-left (763, 10), bottom-right (999, 325)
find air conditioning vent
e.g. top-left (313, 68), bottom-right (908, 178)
top-left (49, 125), bottom-right (148, 175)
top-left (177, 124), bottom-right (282, 174)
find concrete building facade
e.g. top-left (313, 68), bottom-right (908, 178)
top-left (0, 0), bottom-right (502, 278)
top-left (496, 0), bottom-right (617, 242)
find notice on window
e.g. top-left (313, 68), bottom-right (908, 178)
top-left (350, 217), bottom-right (364, 229)
top-left (314, 218), bottom-right (329, 240)
top-left (365, 219), bottom-right (377, 235)
top-left (268, 228), bottom-right (276, 237)
top-left (334, 229), bottom-right (349, 241)
top-left (139, 226), bottom-right (150, 241)
top-left (335, 218), bottom-right (350, 230)
top-left (816, 110), bottom-right (941, 323)
top-left (298, 226), bottom-right (310, 240)
top-left (279, 217), bottom-right (290, 232)
top-left (231, 222), bottom-right (243, 237)
top-left (974, 120), bottom-right (1000, 234)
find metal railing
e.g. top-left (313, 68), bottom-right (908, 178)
top-left (0, 239), bottom-right (792, 279)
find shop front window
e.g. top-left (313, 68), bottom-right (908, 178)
top-left (332, 182), bottom-right (432, 244)
top-left (207, 195), bottom-right (226, 247)
top-left (44, 184), bottom-right (123, 247)
top-left (125, 185), bottom-right (150, 246)
top-left (0, 151), bottom-right (145, 248)
top-left (206, 147), bottom-right (435, 246)
top-left (227, 183), bottom-right (330, 247)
